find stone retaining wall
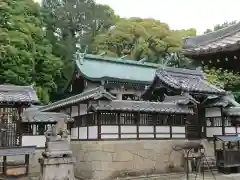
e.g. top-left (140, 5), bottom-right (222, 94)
top-left (4, 139), bottom-right (198, 179)
top-left (71, 140), bottom-right (188, 180)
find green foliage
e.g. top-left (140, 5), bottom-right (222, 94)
top-left (35, 86), bottom-right (50, 104)
top-left (205, 67), bottom-right (240, 102)
top-left (92, 18), bottom-right (197, 63)
top-left (204, 67), bottom-right (240, 91)
top-left (41, 0), bottom-right (118, 95)
top-left (0, 0), bottom-right (62, 104)
top-left (204, 21), bottom-right (237, 34)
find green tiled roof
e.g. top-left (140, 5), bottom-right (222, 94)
top-left (76, 54), bottom-right (159, 84)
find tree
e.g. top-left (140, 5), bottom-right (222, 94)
top-left (204, 67), bottom-right (240, 101)
top-left (204, 21), bottom-right (237, 34)
top-left (41, 0), bottom-right (119, 98)
top-left (0, 0), bottom-right (62, 104)
top-left (92, 18), bottom-right (196, 63)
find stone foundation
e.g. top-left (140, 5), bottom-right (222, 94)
top-left (71, 140), bottom-right (188, 180)
top-left (4, 139), bottom-right (214, 179)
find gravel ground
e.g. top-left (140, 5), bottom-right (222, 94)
top-left (113, 172), bottom-right (240, 180)
top-left (2, 172), bottom-right (240, 180)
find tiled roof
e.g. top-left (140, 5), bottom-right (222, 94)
top-left (76, 53), bottom-right (158, 84)
top-left (183, 22), bottom-right (240, 55)
top-left (88, 100), bottom-right (193, 114)
top-left (154, 67), bottom-right (225, 95)
top-left (22, 107), bottom-right (73, 123)
top-left (223, 107), bottom-right (240, 117)
top-left (203, 96), bottom-right (229, 107)
top-left (163, 93), bottom-right (199, 105)
top-left (0, 84), bottom-right (39, 104)
top-left (39, 86), bottom-right (116, 112)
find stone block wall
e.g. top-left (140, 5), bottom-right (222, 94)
top-left (71, 140), bottom-right (188, 180)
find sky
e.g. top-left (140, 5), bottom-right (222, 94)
top-left (35, 0), bottom-right (240, 34)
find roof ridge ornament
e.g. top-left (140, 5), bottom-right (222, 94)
top-left (75, 46), bottom-right (88, 65)
top-left (139, 57), bottom-right (147, 63)
top-left (99, 52), bottom-right (106, 56)
top-left (119, 55), bottom-right (127, 60)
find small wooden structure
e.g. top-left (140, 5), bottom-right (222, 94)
top-left (0, 85), bottom-right (39, 177)
top-left (214, 135), bottom-right (240, 173)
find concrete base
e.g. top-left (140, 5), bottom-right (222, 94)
top-left (39, 157), bottom-right (75, 180)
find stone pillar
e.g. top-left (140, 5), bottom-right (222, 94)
top-left (116, 93), bottom-right (122, 100)
top-left (39, 121), bottom-right (75, 180)
top-left (39, 156), bottom-right (75, 180)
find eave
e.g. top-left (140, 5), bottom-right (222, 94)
top-left (39, 86), bottom-right (116, 112)
top-left (182, 22), bottom-right (240, 56)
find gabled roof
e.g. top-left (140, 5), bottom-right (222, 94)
top-left (142, 67), bottom-right (225, 98)
top-left (88, 100), bottom-right (193, 114)
top-left (39, 86), bottom-right (116, 112)
top-left (0, 84), bottom-right (39, 104)
top-left (76, 53), bottom-right (158, 84)
top-left (22, 107), bottom-right (73, 123)
top-left (163, 93), bottom-right (199, 105)
top-left (183, 22), bottom-right (240, 55)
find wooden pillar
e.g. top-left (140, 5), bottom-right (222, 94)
top-left (136, 112), bottom-right (140, 139)
top-left (221, 108), bottom-right (225, 136)
top-left (97, 112), bottom-right (101, 140)
top-left (153, 113), bottom-right (157, 139)
top-left (25, 154), bottom-right (30, 175)
top-left (3, 156), bottom-right (6, 176)
top-left (117, 113), bottom-right (120, 139)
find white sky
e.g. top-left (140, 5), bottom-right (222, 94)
top-left (35, 0), bottom-right (240, 34)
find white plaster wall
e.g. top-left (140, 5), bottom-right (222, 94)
top-left (237, 127), bottom-right (240, 135)
top-left (225, 127), bottom-right (237, 135)
top-left (156, 126), bottom-right (170, 133)
top-left (172, 126), bottom-right (185, 138)
top-left (139, 126), bottom-right (154, 133)
top-left (172, 126), bottom-right (185, 133)
top-left (206, 127), bottom-right (222, 137)
top-left (120, 126), bottom-right (137, 133)
top-left (79, 127), bottom-right (88, 139)
top-left (88, 126), bottom-right (98, 139)
top-left (101, 126), bottom-right (119, 139)
top-left (22, 136), bottom-right (46, 148)
top-left (101, 134), bottom-right (119, 139)
top-left (205, 107), bottom-right (221, 117)
top-left (71, 127), bottom-right (78, 139)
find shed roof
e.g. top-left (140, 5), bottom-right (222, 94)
top-left (88, 100), bottom-right (193, 114)
top-left (183, 22), bottom-right (240, 55)
top-left (39, 86), bottom-right (116, 112)
top-left (215, 135), bottom-right (240, 142)
top-left (22, 107), bottom-right (73, 123)
top-left (76, 54), bottom-right (158, 84)
top-left (0, 84), bottom-right (39, 104)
